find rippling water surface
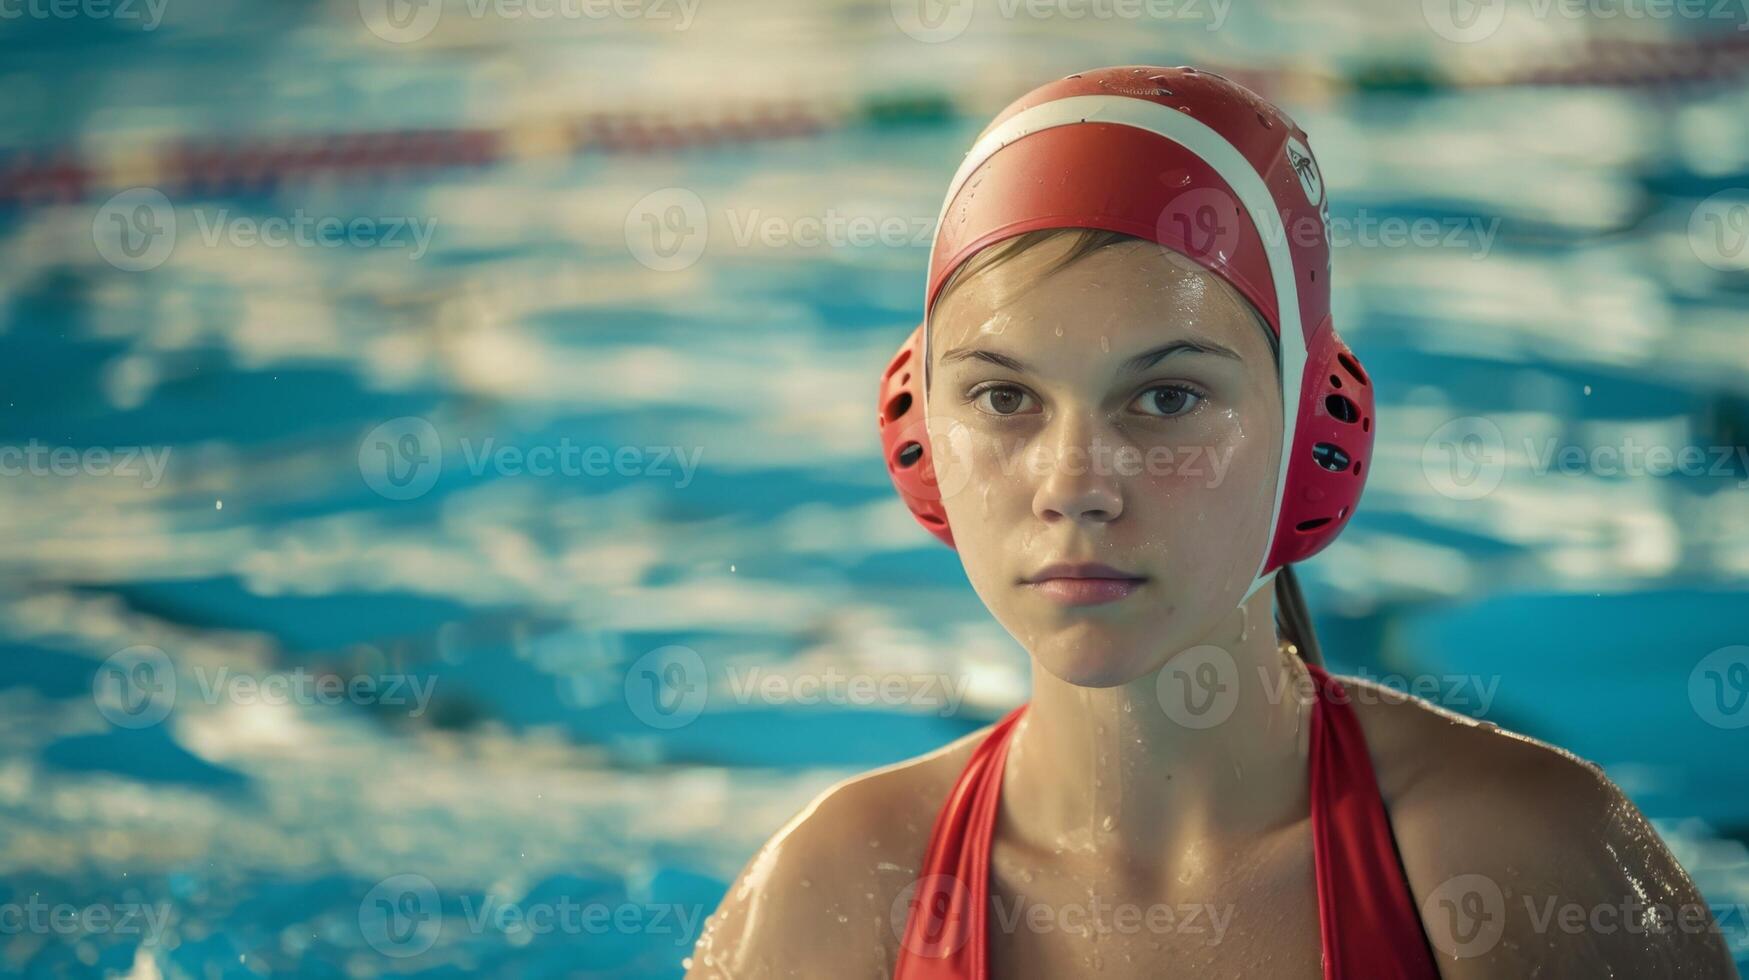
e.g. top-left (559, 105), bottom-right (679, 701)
top-left (3, 0), bottom-right (1748, 975)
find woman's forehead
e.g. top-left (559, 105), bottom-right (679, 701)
top-left (931, 243), bottom-right (1271, 359)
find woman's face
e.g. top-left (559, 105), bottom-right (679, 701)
top-left (927, 236), bottom-right (1284, 688)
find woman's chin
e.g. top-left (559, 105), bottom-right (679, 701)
top-left (1033, 641), bottom-right (1158, 689)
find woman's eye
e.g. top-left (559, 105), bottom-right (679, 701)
top-left (970, 384), bottom-right (1038, 417)
top-left (1132, 385), bottom-right (1203, 418)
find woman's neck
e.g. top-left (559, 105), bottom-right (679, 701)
top-left (998, 585), bottom-right (1316, 878)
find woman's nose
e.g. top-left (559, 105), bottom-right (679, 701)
top-left (1030, 412), bottom-right (1125, 527)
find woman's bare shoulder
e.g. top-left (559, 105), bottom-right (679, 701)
top-left (1333, 671), bottom-right (1738, 978)
top-left (684, 721), bottom-right (997, 980)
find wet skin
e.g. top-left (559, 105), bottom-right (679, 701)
top-left (684, 238), bottom-right (1740, 979)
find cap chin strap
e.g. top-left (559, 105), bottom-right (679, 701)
top-left (1241, 566), bottom-right (1279, 605)
top-left (924, 94), bottom-right (1306, 605)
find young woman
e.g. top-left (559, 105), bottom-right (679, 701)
top-left (685, 67), bottom-right (1738, 979)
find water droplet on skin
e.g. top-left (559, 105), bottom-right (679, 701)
top-left (1099, 335), bottom-right (1109, 352)
top-left (1054, 324), bottom-right (1064, 337)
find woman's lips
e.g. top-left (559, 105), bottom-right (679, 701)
top-left (1025, 577), bottom-right (1145, 606)
top-left (1020, 563), bottom-right (1147, 606)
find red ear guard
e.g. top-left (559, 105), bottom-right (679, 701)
top-left (875, 317), bottom-right (1374, 571)
top-left (1267, 315), bottom-right (1374, 569)
top-left (877, 324), bottom-right (954, 548)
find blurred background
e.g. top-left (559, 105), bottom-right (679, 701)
top-left (3, 0), bottom-right (1749, 975)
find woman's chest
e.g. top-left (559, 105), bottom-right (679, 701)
top-left (982, 829), bottom-right (1326, 980)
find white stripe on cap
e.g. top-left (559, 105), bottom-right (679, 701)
top-left (922, 93), bottom-right (1304, 602)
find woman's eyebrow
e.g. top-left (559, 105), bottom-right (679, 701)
top-left (1122, 338), bottom-right (1243, 371)
top-left (937, 338), bottom-right (1242, 374)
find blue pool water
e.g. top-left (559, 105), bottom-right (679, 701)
top-left (3, 0), bottom-right (1749, 976)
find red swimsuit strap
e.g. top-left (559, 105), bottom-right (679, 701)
top-left (892, 702), bottom-right (1024, 980)
top-left (894, 663), bottom-right (1439, 980)
top-left (1303, 660), bottom-right (1441, 978)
